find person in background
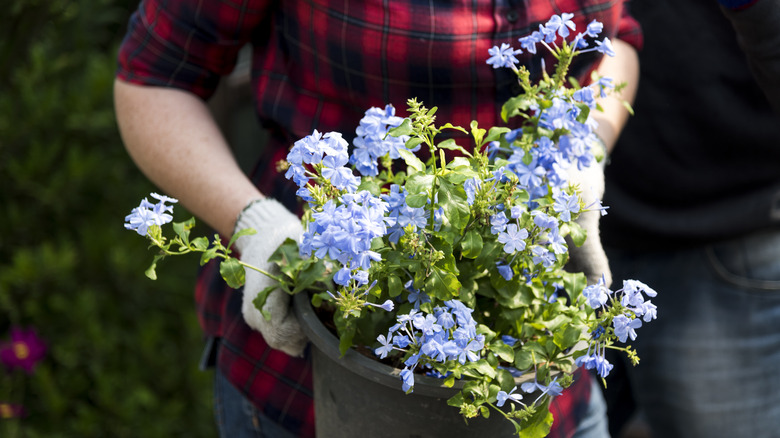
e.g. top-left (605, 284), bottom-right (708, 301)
top-left (114, 1), bottom-right (641, 436)
top-left (601, 0), bottom-right (780, 437)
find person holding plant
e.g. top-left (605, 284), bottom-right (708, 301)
top-left (114, 1), bottom-right (641, 436)
top-left (599, 0), bottom-right (780, 437)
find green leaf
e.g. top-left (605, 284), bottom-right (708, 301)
top-left (622, 99), bottom-right (635, 116)
top-left (291, 261), bottom-right (328, 294)
top-left (228, 227), bottom-right (257, 251)
top-left (501, 95), bottom-right (535, 123)
top-left (357, 177), bottom-right (383, 195)
top-left (469, 359), bottom-right (497, 379)
top-left (397, 147), bottom-right (426, 173)
top-left (447, 392), bottom-right (465, 408)
top-left (459, 230), bottom-right (483, 259)
top-left (199, 246), bottom-right (219, 266)
top-left (387, 275), bottom-right (403, 298)
top-left (517, 398), bottom-right (554, 438)
top-left (424, 266), bottom-right (461, 301)
top-left (388, 118), bottom-right (413, 137)
top-left (567, 220), bottom-right (587, 247)
top-left (405, 172), bottom-right (435, 195)
top-left (190, 236), bottom-right (209, 251)
top-left (172, 217), bottom-right (195, 244)
top-left (495, 368), bottom-right (515, 391)
top-left (439, 122), bottom-right (468, 134)
top-left (338, 323), bottom-right (356, 356)
top-left (219, 258), bottom-right (246, 288)
top-left (443, 375), bottom-right (456, 388)
top-left (562, 271), bottom-right (587, 305)
top-left (482, 126), bottom-right (511, 146)
top-left (553, 324), bottom-right (583, 351)
top-left (470, 120), bottom-right (486, 148)
top-left (437, 138), bottom-right (471, 156)
top-left (144, 254), bottom-right (164, 280)
top-left (437, 179), bottom-right (470, 231)
top-left (514, 349), bottom-right (534, 370)
top-left (490, 341), bottom-right (515, 363)
top-left (406, 192), bottom-right (429, 208)
top-left (405, 137), bottom-right (425, 150)
top-left (253, 285), bottom-right (276, 320)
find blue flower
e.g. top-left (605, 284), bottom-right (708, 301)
top-left (532, 211), bottom-right (558, 230)
top-left (595, 37), bottom-right (616, 57)
top-left (497, 386), bottom-right (524, 407)
top-left (400, 367), bottom-right (415, 392)
top-left (532, 246), bottom-right (556, 268)
top-left (408, 288), bottom-right (431, 309)
top-left (464, 177), bottom-right (481, 205)
top-left (490, 212), bottom-right (509, 234)
top-left (374, 333), bottom-right (394, 359)
top-left (413, 314), bottom-right (442, 336)
top-left (576, 350), bottom-right (613, 378)
top-left (582, 277), bottom-right (611, 309)
top-left (553, 191), bottom-right (580, 222)
top-left (496, 262), bottom-right (514, 280)
top-left (333, 267), bottom-right (352, 286)
top-left (638, 301), bottom-right (658, 322)
top-left (572, 86), bottom-right (596, 109)
top-left (521, 376), bottom-right (563, 398)
top-left (613, 314), bottom-right (642, 343)
top-left (377, 300), bottom-right (395, 312)
top-left (125, 194), bottom-right (178, 236)
top-left (594, 77), bottom-right (615, 98)
top-left (586, 20), bottom-right (603, 38)
top-left (547, 228), bottom-right (568, 255)
top-left (518, 30), bottom-right (543, 54)
top-left (321, 155), bottom-right (359, 192)
top-left (486, 43), bottom-right (522, 69)
top-left (497, 224), bottom-right (529, 254)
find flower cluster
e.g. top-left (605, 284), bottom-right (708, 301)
top-left (300, 191), bottom-right (388, 288)
top-left (351, 105), bottom-right (413, 176)
top-left (376, 292), bottom-right (485, 393)
top-left (576, 278), bottom-right (657, 378)
top-left (128, 12), bottom-right (655, 438)
top-left (124, 192), bottom-right (178, 236)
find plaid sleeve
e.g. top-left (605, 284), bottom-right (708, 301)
top-left (616, 1), bottom-right (644, 50)
top-left (116, 0), bottom-right (274, 99)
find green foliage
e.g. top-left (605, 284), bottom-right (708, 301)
top-left (0, 1), bottom-right (217, 436)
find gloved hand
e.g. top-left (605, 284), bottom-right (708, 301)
top-left (566, 159), bottom-right (613, 288)
top-left (233, 198), bottom-right (308, 357)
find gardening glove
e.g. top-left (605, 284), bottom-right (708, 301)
top-left (233, 198), bottom-right (308, 357)
top-left (566, 158), bottom-right (612, 288)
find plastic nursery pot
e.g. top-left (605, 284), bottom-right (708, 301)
top-left (293, 292), bottom-right (541, 438)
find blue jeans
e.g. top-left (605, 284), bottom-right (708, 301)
top-left (214, 370), bottom-right (298, 438)
top-left (605, 228), bottom-right (780, 438)
top-left (214, 368), bottom-right (608, 438)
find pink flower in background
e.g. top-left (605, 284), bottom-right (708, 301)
top-left (0, 402), bottom-right (25, 419)
top-left (0, 327), bottom-right (47, 374)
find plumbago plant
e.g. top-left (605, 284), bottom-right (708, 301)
top-left (126, 13), bottom-right (657, 438)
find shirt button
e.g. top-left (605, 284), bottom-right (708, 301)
top-left (506, 10), bottom-right (519, 23)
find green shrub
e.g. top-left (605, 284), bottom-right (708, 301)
top-left (1, 1), bottom-right (217, 436)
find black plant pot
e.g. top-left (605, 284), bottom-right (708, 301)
top-left (293, 292), bottom-right (536, 438)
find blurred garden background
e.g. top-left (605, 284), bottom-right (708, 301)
top-left (0, 0), bottom-right (260, 436)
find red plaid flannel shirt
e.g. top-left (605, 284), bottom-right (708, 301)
top-left (117, 1), bottom-right (641, 436)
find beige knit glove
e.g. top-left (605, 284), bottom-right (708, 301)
top-left (566, 160), bottom-right (612, 288)
top-left (233, 198), bottom-right (308, 357)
